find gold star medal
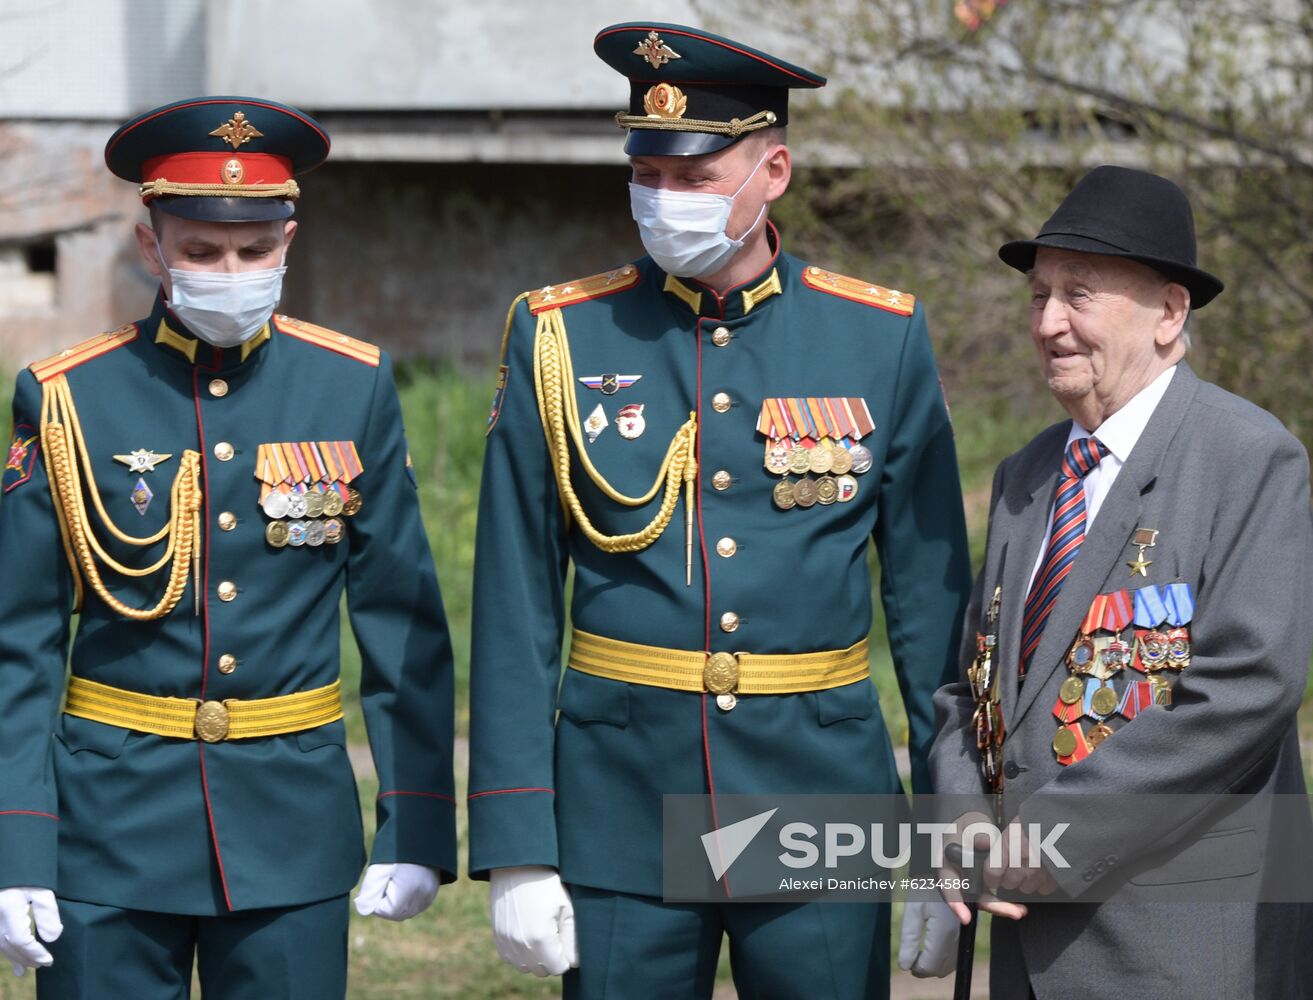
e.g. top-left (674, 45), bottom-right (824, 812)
top-left (1127, 527), bottom-right (1158, 577)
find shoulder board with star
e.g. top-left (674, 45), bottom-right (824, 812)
top-left (274, 314), bottom-right (380, 367)
top-left (800, 266), bottom-right (915, 317)
top-left (30, 323), bottom-right (139, 383)
top-left (526, 264), bottom-right (641, 316)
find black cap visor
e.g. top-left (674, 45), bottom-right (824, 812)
top-left (153, 195), bottom-right (295, 223)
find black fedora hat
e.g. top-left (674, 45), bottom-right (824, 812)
top-left (999, 165), bottom-right (1224, 308)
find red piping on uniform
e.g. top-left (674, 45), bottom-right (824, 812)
top-left (0, 811), bottom-right (57, 820)
top-left (467, 788), bottom-right (555, 799)
top-left (192, 361), bottom-right (233, 911)
top-left (593, 28), bottom-right (823, 86)
top-left (378, 791), bottom-right (456, 804)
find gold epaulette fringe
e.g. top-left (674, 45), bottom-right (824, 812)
top-left (801, 266), bottom-right (916, 316)
top-left (274, 315), bottom-right (380, 367)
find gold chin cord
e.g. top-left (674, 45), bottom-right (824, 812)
top-left (532, 307), bottom-right (698, 586)
top-left (39, 374), bottom-right (202, 619)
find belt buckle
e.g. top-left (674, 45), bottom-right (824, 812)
top-left (703, 651), bottom-right (740, 696)
top-left (194, 700), bottom-right (231, 743)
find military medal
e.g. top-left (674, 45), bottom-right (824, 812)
top-left (848, 444), bottom-right (873, 475)
top-left (305, 521), bottom-right (327, 547)
top-left (1137, 630), bottom-right (1170, 671)
top-left (305, 491), bottom-right (326, 518)
top-left (1091, 684), bottom-right (1119, 717)
top-left (584, 404), bottom-right (608, 443)
top-left (808, 442), bottom-right (833, 475)
top-left (1067, 635), bottom-right (1096, 674)
top-left (286, 491), bottom-right (309, 518)
top-left (324, 517), bottom-right (345, 544)
top-left (262, 491), bottom-right (291, 519)
top-left (287, 521), bottom-right (308, 546)
top-left (321, 490), bottom-right (345, 518)
top-left (114, 449), bottom-right (173, 474)
top-left (1166, 628), bottom-right (1191, 669)
top-left (815, 475), bottom-right (838, 505)
top-left (835, 474), bottom-right (858, 502)
top-left (830, 446), bottom-right (853, 475)
top-left (793, 477), bottom-right (818, 508)
top-left (265, 521), bottom-right (290, 548)
top-left (787, 446), bottom-right (811, 475)
top-left (1087, 723), bottom-right (1114, 749)
top-left (1126, 527), bottom-right (1158, 577)
top-left (1052, 724), bottom-right (1079, 758)
top-left (1060, 675), bottom-right (1085, 705)
top-left (615, 403), bottom-right (646, 440)
top-left (343, 487), bottom-right (363, 516)
top-left (130, 477), bottom-right (153, 516)
top-left (772, 480), bottom-right (797, 510)
top-left (764, 441), bottom-right (791, 475)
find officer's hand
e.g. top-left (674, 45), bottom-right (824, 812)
top-left (352, 864), bottom-right (440, 922)
top-left (0, 888), bottom-right (62, 977)
top-left (489, 866), bottom-right (578, 977)
top-left (897, 899), bottom-right (959, 978)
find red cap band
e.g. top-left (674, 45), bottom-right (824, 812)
top-left (141, 152), bottom-right (293, 189)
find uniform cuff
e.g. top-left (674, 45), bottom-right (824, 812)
top-left (369, 792), bottom-right (458, 883)
top-left (0, 812), bottom-right (59, 891)
top-left (466, 788), bottom-right (558, 880)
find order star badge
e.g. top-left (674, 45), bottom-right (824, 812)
top-left (114, 449), bottom-right (173, 474)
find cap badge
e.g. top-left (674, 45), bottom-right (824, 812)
top-left (209, 111), bottom-right (264, 150)
top-left (643, 83), bottom-right (688, 119)
top-left (222, 158), bottom-right (245, 185)
top-left (634, 30), bottom-right (681, 69)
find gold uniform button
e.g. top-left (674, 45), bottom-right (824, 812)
top-left (209, 378), bottom-right (229, 398)
top-left (711, 326), bottom-right (731, 347)
top-left (217, 511), bottom-right (237, 532)
top-left (712, 470), bottom-right (732, 491)
top-left (711, 392), bottom-right (732, 413)
top-left (217, 654), bottom-right (237, 675)
top-left (720, 611), bottom-right (740, 633)
top-left (214, 442), bottom-right (234, 462)
top-left (716, 537), bottom-right (737, 558)
top-left (217, 581), bottom-right (237, 602)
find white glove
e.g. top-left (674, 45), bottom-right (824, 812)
top-left (0, 888), bottom-right (62, 978)
top-left (898, 899), bottom-right (959, 978)
top-left (489, 866), bottom-right (578, 977)
top-left (352, 863), bottom-right (440, 922)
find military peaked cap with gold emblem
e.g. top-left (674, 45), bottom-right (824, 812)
top-left (593, 22), bottom-right (825, 156)
top-left (104, 96), bottom-right (330, 222)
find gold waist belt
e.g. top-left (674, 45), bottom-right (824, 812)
top-left (64, 676), bottom-right (343, 743)
top-left (568, 629), bottom-right (870, 695)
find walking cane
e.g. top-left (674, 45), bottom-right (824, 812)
top-left (945, 842), bottom-right (983, 1000)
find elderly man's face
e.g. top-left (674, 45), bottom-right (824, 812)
top-left (1028, 248), bottom-right (1187, 424)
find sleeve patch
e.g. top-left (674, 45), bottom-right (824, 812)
top-left (3, 424), bottom-right (40, 494)
top-left (485, 365), bottom-right (509, 437)
top-left (800, 265), bottom-right (916, 316)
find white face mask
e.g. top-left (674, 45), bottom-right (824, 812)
top-left (159, 240), bottom-right (287, 348)
top-left (629, 149), bottom-right (771, 279)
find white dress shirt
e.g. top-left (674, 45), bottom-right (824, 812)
top-left (1026, 365), bottom-right (1177, 594)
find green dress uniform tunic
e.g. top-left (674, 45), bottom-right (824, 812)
top-left (468, 227), bottom-right (971, 996)
top-left (0, 296), bottom-right (457, 996)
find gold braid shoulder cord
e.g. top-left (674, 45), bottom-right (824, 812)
top-left (531, 306), bottom-right (699, 585)
top-left (39, 374), bottom-right (202, 619)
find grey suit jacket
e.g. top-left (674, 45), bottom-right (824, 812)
top-left (931, 364), bottom-right (1313, 999)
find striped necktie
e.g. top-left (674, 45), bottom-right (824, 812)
top-left (1019, 437), bottom-right (1109, 678)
